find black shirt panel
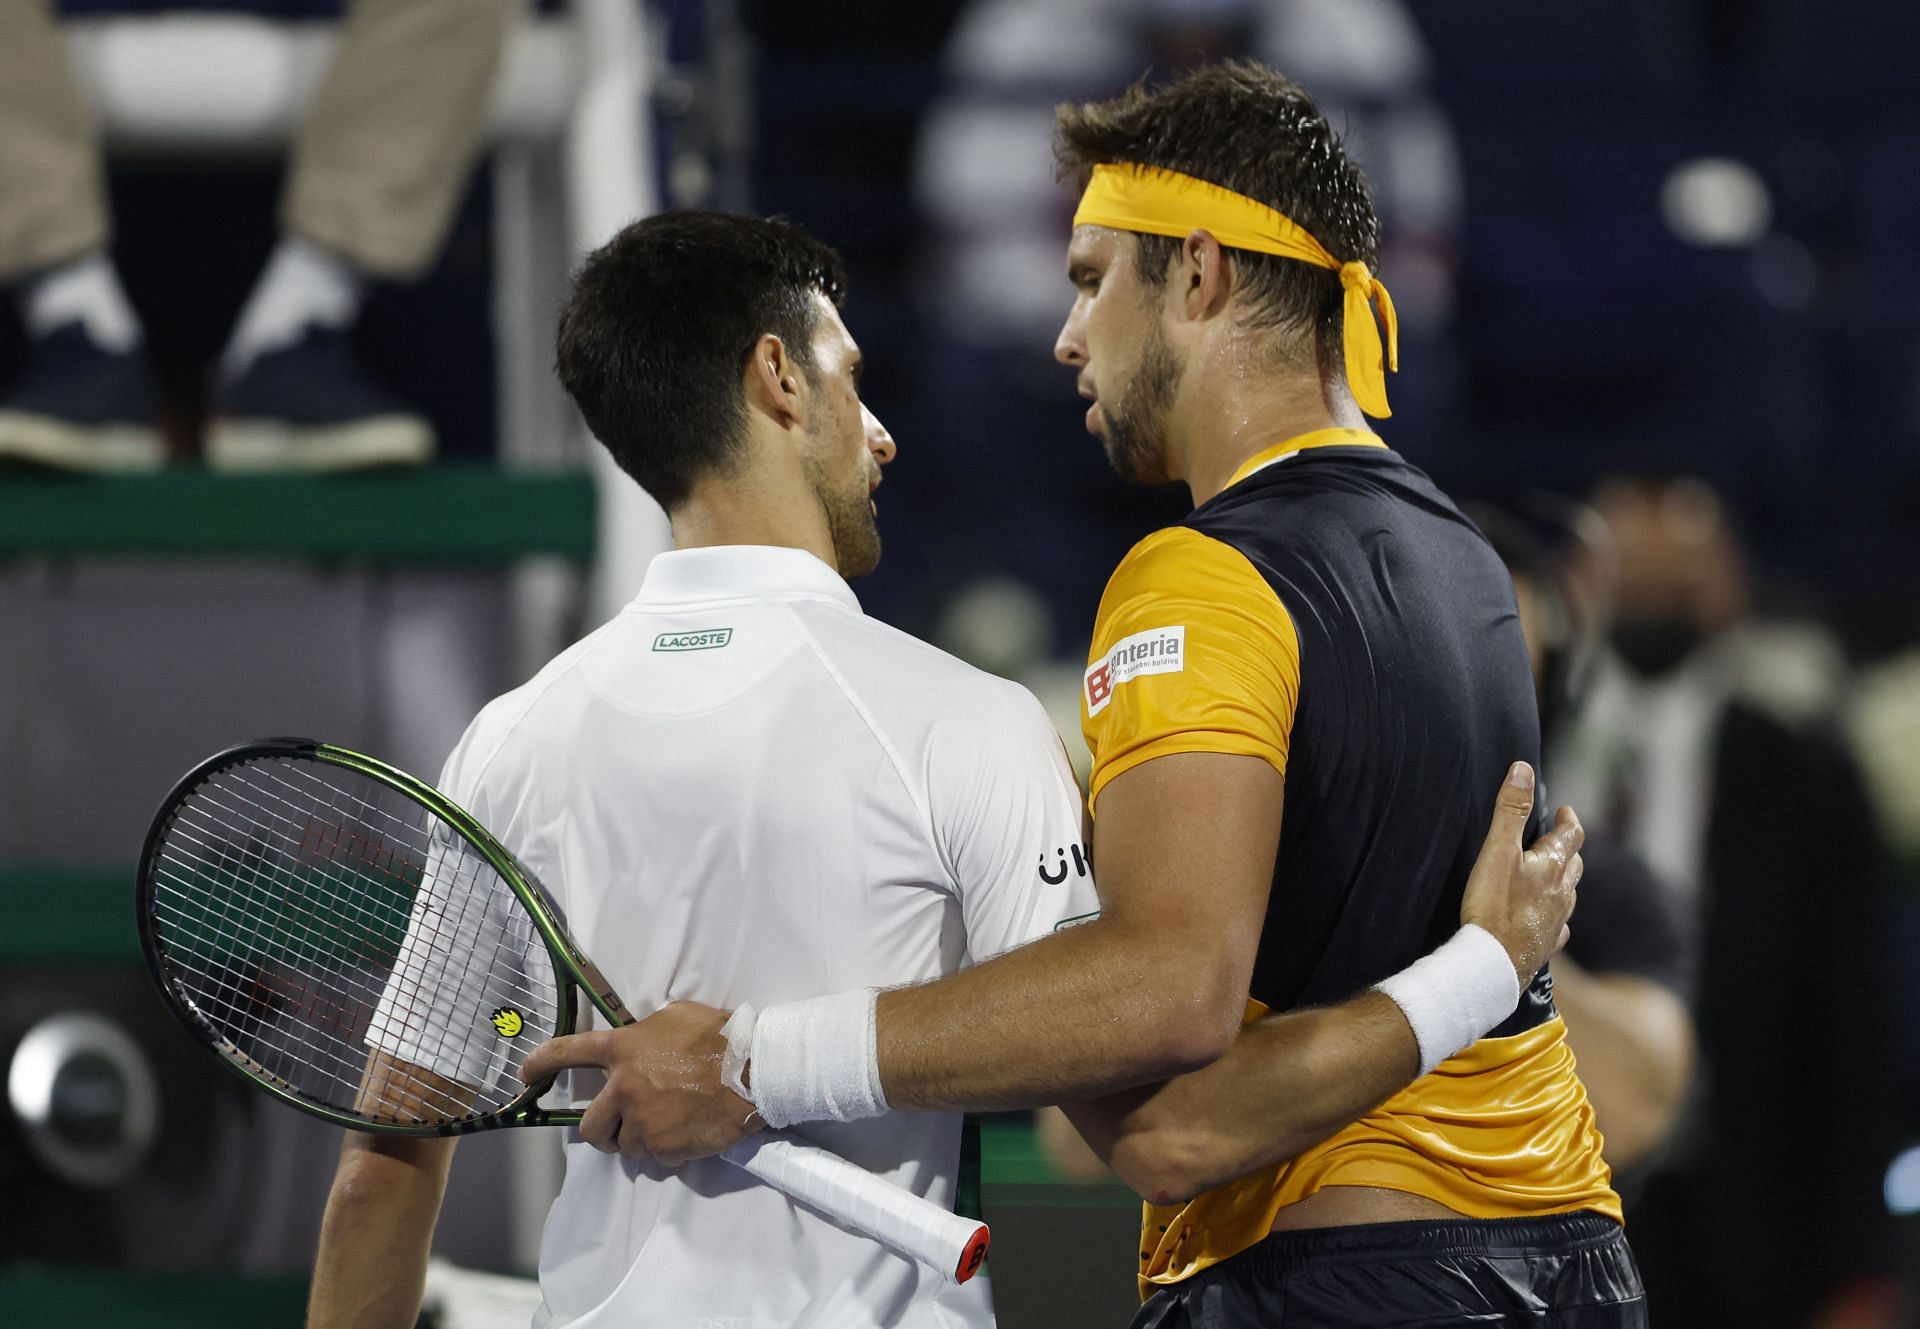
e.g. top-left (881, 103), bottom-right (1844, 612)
top-left (1187, 446), bottom-right (1556, 1034)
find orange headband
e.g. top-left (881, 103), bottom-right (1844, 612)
top-left (1073, 162), bottom-right (1399, 418)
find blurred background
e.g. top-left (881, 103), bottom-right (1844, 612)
top-left (1, 0), bottom-right (1917, 1325)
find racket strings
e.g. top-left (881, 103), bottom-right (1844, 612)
top-left (153, 776), bottom-right (479, 1120)
top-left (173, 787), bottom-right (524, 1048)
top-left (173, 765), bottom-right (548, 1121)
top-left (148, 871), bottom-right (449, 1117)
top-left (147, 755), bottom-right (559, 1126)
top-left (159, 790), bottom-right (462, 1075)
top-left (160, 809), bottom-right (406, 998)
top-left (152, 817), bottom-right (396, 1097)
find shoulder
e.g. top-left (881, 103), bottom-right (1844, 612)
top-left (803, 602), bottom-right (1041, 705)
top-left (796, 604), bottom-right (1060, 749)
top-left (1094, 525), bottom-right (1298, 651)
top-left (1194, 458), bottom-right (1512, 627)
top-left (1107, 523), bottom-right (1241, 583)
top-left (442, 620), bottom-right (616, 798)
top-left (1100, 524), bottom-right (1280, 609)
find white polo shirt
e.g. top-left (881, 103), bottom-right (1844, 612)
top-left (432, 545), bottom-right (1097, 1329)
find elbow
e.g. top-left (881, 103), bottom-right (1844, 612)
top-left (1107, 1127), bottom-right (1223, 1206)
top-left (1140, 984), bottom-right (1241, 1076)
top-left (1093, 915), bottom-right (1246, 1077)
top-left (328, 1159), bottom-right (404, 1219)
top-left (328, 1135), bottom-right (454, 1209)
top-left (1584, 994), bottom-right (1698, 1171)
top-left (1097, 996), bottom-right (1244, 1204)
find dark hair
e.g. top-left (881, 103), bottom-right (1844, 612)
top-left (555, 210), bottom-right (848, 510)
top-left (1055, 61), bottom-right (1379, 379)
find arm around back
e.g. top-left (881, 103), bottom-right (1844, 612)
top-left (1065, 992), bottom-right (1415, 1205)
top-left (1060, 764), bottom-right (1583, 1203)
top-left (876, 749), bottom-right (1286, 1110)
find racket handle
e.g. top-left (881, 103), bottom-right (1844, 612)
top-left (722, 1132), bottom-right (990, 1285)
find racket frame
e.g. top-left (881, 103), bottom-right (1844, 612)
top-left (138, 736), bottom-right (634, 1137)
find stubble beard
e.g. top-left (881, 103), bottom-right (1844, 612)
top-left (1101, 324), bottom-right (1181, 486)
top-left (804, 448), bottom-right (882, 580)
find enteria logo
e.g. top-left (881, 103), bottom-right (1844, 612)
top-left (653, 628), bottom-right (733, 652)
top-left (1084, 625), bottom-right (1185, 716)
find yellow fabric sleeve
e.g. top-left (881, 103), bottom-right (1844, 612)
top-left (1081, 526), bottom-right (1301, 811)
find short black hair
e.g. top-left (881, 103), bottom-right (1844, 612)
top-left (1055, 61), bottom-right (1379, 378)
top-left (555, 210), bottom-right (848, 510)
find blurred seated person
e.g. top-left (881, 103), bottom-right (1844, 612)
top-left (1551, 474), bottom-right (1904, 1329)
top-left (0, 0), bottom-right (513, 472)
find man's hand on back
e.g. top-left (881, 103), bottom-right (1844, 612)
top-left (1459, 762), bottom-right (1584, 986)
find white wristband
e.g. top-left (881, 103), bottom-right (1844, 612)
top-left (740, 989), bottom-right (889, 1128)
top-left (1373, 924), bottom-right (1521, 1077)
top-left (719, 1002), bottom-right (757, 1099)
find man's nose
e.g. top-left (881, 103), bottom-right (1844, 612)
top-left (1054, 308), bottom-right (1087, 367)
top-left (864, 405), bottom-right (897, 464)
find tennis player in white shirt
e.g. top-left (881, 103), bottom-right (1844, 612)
top-left (306, 210), bottom-right (1095, 1329)
top-left (305, 209), bottom-right (1578, 1329)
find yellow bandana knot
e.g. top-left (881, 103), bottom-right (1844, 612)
top-left (1336, 261), bottom-right (1398, 419)
top-left (1073, 162), bottom-right (1400, 418)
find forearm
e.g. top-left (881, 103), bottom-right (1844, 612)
top-left (1551, 961), bottom-right (1694, 1168)
top-left (875, 914), bottom-right (1238, 1112)
top-left (307, 1134), bottom-right (456, 1329)
top-left (1065, 990), bottom-right (1417, 1204)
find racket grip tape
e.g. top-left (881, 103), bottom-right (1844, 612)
top-left (722, 1132), bottom-right (990, 1283)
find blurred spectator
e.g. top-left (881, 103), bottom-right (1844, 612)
top-left (1845, 655), bottom-right (1920, 1121)
top-left (0, 0), bottom-right (512, 472)
top-left (906, 0), bottom-right (1460, 636)
top-left (1472, 502), bottom-right (1698, 1187)
top-left (934, 573), bottom-right (1096, 783)
top-left (1550, 475), bottom-right (1905, 1329)
top-left (917, 0), bottom-right (1456, 351)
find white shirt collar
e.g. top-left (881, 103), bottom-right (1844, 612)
top-left (633, 545), bottom-right (861, 611)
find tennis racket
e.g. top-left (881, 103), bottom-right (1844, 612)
top-left (137, 738), bottom-right (990, 1285)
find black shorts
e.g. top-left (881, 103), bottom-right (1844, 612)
top-left (1129, 1211), bottom-right (1646, 1328)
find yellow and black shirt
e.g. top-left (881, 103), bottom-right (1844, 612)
top-left (1079, 429), bottom-right (1620, 1292)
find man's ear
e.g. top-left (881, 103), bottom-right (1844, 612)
top-left (1178, 229), bottom-right (1233, 322)
top-left (743, 333), bottom-right (805, 428)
